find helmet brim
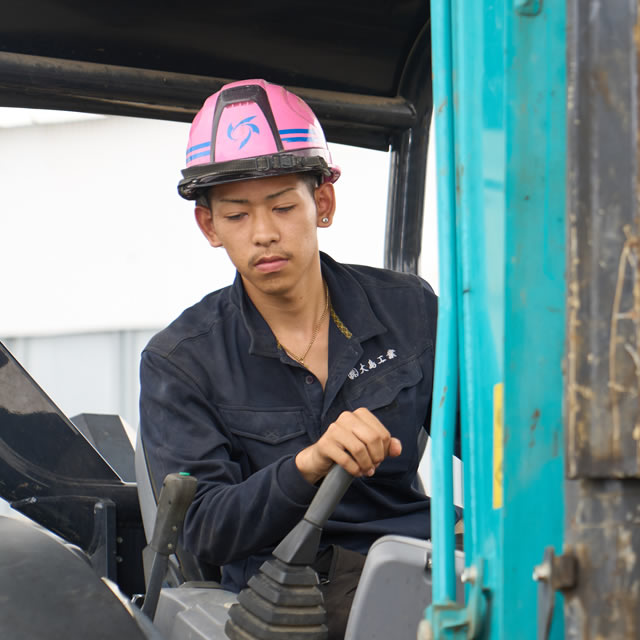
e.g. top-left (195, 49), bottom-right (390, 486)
top-left (178, 149), bottom-right (340, 201)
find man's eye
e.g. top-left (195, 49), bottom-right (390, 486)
top-left (274, 205), bottom-right (294, 213)
top-left (226, 213), bottom-right (246, 221)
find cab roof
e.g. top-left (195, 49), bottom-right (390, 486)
top-left (0, 1), bottom-right (431, 150)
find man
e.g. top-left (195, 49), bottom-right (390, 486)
top-left (139, 79), bottom-right (437, 636)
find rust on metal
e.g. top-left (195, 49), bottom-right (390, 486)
top-left (608, 226), bottom-right (640, 463)
top-left (439, 385), bottom-right (448, 409)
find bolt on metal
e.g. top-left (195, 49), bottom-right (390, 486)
top-left (461, 565), bottom-right (478, 584)
top-left (532, 561), bottom-right (551, 582)
top-left (417, 619), bottom-right (434, 640)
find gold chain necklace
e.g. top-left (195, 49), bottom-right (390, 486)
top-left (275, 282), bottom-right (329, 366)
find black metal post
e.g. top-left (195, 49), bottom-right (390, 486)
top-left (384, 121), bottom-right (429, 274)
top-left (383, 23), bottom-right (432, 274)
top-left (0, 52), bottom-right (415, 150)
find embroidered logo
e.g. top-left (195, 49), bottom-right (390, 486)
top-left (348, 349), bottom-right (397, 379)
top-left (227, 116), bottom-right (260, 150)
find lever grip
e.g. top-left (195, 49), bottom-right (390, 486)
top-left (272, 464), bottom-right (354, 565)
top-left (150, 472), bottom-right (197, 555)
top-left (304, 464), bottom-right (353, 528)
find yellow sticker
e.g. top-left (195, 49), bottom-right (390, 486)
top-left (493, 382), bottom-right (504, 509)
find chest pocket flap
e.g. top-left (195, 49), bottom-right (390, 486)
top-left (344, 358), bottom-right (424, 412)
top-left (218, 406), bottom-right (307, 445)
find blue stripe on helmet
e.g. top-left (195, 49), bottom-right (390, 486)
top-left (186, 141), bottom-right (211, 155)
top-left (186, 149), bottom-right (211, 163)
top-left (281, 136), bottom-right (314, 142)
top-left (278, 128), bottom-right (310, 135)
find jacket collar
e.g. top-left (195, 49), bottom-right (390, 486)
top-left (229, 252), bottom-right (387, 357)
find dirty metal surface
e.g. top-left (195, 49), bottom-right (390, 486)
top-left (564, 479), bottom-right (640, 639)
top-left (566, 0), bottom-right (640, 479)
top-left (564, 0), bottom-right (640, 637)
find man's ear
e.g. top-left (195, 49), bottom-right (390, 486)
top-left (195, 205), bottom-right (223, 247)
top-left (315, 181), bottom-right (336, 227)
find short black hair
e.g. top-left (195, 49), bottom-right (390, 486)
top-left (195, 171), bottom-right (321, 209)
top-left (298, 171), bottom-right (321, 194)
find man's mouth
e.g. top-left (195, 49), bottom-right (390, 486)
top-left (254, 255), bottom-right (289, 273)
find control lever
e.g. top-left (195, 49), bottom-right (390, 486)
top-left (141, 472), bottom-right (197, 620)
top-left (273, 464), bottom-right (352, 565)
top-left (226, 465), bottom-right (354, 640)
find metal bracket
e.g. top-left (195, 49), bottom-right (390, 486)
top-left (421, 558), bottom-right (486, 640)
top-left (533, 547), bottom-right (577, 640)
top-left (515, 0), bottom-right (542, 16)
top-left (87, 499), bottom-right (117, 581)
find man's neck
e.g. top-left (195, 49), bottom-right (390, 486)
top-left (245, 268), bottom-right (326, 339)
top-left (243, 258), bottom-right (330, 386)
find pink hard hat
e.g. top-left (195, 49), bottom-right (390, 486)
top-left (178, 79), bottom-right (341, 201)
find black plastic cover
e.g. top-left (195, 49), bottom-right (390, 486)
top-left (0, 515), bottom-right (148, 640)
top-left (0, 341), bottom-right (145, 596)
top-left (72, 413), bottom-right (136, 483)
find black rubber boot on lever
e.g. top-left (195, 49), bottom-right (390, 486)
top-left (225, 465), bottom-right (353, 640)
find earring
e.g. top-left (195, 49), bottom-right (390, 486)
top-left (321, 217), bottom-right (329, 224)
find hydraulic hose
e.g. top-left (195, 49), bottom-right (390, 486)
top-left (429, 0), bottom-right (460, 605)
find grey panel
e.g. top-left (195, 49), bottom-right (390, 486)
top-left (345, 535), bottom-right (464, 640)
top-left (135, 429), bottom-right (157, 544)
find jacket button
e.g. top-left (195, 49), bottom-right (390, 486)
top-left (305, 375), bottom-right (314, 385)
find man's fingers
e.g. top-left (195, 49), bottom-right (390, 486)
top-left (333, 429), bottom-right (377, 475)
top-left (350, 424), bottom-right (385, 466)
top-left (388, 437), bottom-right (403, 458)
top-left (320, 441), bottom-right (367, 477)
top-left (352, 407), bottom-right (389, 434)
top-left (350, 408), bottom-right (395, 458)
top-left (297, 408), bottom-right (403, 483)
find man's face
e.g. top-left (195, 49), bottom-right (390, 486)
top-left (194, 174), bottom-right (335, 298)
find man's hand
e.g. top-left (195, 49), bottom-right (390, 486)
top-left (295, 407), bottom-right (402, 485)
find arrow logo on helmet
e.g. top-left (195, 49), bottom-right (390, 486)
top-left (227, 116), bottom-right (260, 150)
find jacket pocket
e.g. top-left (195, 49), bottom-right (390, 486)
top-left (344, 358), bottom-right (423, 413)
top-left (219, 406), bottom-right (310, 471)
top-left (219, 406), bottom-right (307, 444)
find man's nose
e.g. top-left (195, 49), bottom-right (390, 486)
top-left (251, 211), bottom-right (279, 245)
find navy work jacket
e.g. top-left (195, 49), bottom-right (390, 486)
top-left (139, 253), bottom-right (436, 592)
